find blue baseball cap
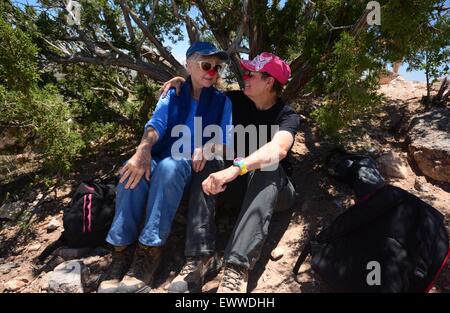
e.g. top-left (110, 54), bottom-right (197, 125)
top-left (186, 42), bottom-right (229, 61)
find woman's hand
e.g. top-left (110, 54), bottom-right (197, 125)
top-left (119, 147), bottom-right (151, 189)
top-left (202, 166), bottom-right (241, 195)
top-left (192, 147), bottom-right (208, 173)
top-left (159, 76), bottom-right (186, 98)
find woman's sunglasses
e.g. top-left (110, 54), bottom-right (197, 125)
top-left (243, 70), bottom-right (271, 79)
top-left (197, 61), bottom-right (226, 74)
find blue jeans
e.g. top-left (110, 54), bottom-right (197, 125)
top-left (106, 157), bottom-right (192, 247)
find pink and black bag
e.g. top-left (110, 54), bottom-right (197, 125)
top-left (36, 181), bottom-right (115, 262)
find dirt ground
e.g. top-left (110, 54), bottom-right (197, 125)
top-left (0, 77), bottom-right (449, 293)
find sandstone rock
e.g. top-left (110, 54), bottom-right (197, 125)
top-left (48, 260), bottom-right (84, 293)
top-left (407, 108), bottom-right (450, 183)
top-left (377, 151), bottom-right (413, 179)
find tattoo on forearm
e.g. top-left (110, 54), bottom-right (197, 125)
top-left (139, 128), bottom-right (158, 149)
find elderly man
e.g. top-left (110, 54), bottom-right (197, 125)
top-left (163, 52), bottom-right (300, 293)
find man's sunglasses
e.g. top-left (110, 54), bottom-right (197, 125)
top-left (197, 61), bottom-right (226, 74)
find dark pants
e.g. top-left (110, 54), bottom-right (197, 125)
top-left (185, 159), bottom-right (296, 270)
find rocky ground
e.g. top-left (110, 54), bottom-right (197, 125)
top-left (0, 76), bottom-right (449, 293)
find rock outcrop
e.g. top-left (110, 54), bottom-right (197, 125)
top-left (407, 108), bottom-right (450, 184)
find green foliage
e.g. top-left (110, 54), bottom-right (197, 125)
top-left (81, 121), bottom-right (119, 146)
top-left (0, 17), bottom-right (39, 92)
top-left (2, 0), bottom-right (449, 156)
top-left (31, 85), bottom-right (85, 173)
top-left (311, 32), bottom-right (383, 138)
top-left (404, 14), bottom-right (450, 101)
top-left (0, 85), bottom-right (85, 173)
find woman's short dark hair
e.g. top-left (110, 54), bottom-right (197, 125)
top-left (261, 72), bottom-right (283, 96)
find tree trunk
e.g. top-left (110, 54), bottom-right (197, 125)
top-left (433, 76), bottom-right (449, 106)
top-left (426, 69), bottom-right (431, 101)
top-left (248, 0), bottom-right (268, 58)
top-left (139, 93), bottom-right (155, 124)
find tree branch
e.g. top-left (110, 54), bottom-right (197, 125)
top-left (171, 0), bottom-right (200, 43)
top-left (120, 0), bottom-right (185, 75)
top-left (118, 0), bottom-right (136, 42)
top-left (195, 0), bottom-right (248, 86)
top-left (324, 13), bottom-right (353, 31)
top-left (351, 9), bottom-right (371, 37)
top-left (227, 0), bottom-right (248, 55)
top-left (248, 0), bottom-right (268, 58)
top-left (282, 8), bottom-right (371, 102)
top-left (46, 52), bottom-right (173, 82)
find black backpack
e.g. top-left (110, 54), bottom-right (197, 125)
top-left (36, 181), bottom-right (116, 262)
top-left (293, 152), bottom-right (450, 293)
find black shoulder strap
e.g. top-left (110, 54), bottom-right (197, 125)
top-left (34, 233), bottom-right (65, 264)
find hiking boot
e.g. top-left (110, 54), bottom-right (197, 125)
top-left (98, 244), bottom-right (135, 293)
top-left (116, 243), bottom-right (162, 293)
top-left (217, 263), bottom-right (248, 293)
top-left (168, 254), bottom-right (222, 293)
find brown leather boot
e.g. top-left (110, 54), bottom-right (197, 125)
top-left (168, 253), bottom-right (222, 293)
top-left (98, 244), bottom-right (135, 293)
top-left (116, 243), bottom-right (162, 293)
top-left (217, 263), bottom-right (248, 293)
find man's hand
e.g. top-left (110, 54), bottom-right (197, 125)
top-left (202, 166), bottom-right (241, 195)
top-left (119, 147), bottom-right (151, 189)
top-left (158, 76), bottom-right (186, 98)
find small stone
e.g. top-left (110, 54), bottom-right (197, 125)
top-left (378, 151), bottom-right (413, 179)
top-left (46, 218), bottom-right (61, 232)
top-left (17, 277), bottom-right (30, 283)
top-left (0, 262), bottom-right (19, 274)
top-left (39, 272), bottom-right (51, 291)
top-left (4, 279), bottom-right (26, 292)
top-left (270, 247), bottom-right (284, 261)
top-left (414, 176), bottom-right (430, 192)
top-left (0, 202), bottom-right (23, 222)
top-left (48, 260), bottom-right (84, 293)
top-left (298, 263), bottom-right (311, 273)
top-left (28, 243), bottom-right (42, 252)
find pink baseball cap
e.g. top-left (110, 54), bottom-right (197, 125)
top-left (240, 52), bottom-right (291, 85)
